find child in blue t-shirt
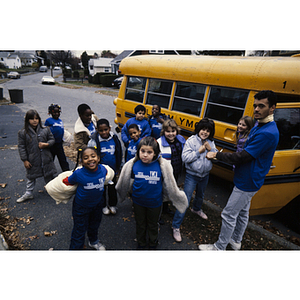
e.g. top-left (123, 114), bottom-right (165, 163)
top-left (63, 147), bottom-right (114, 250)
top-left (121, 104), bottom-right (151, 147)
top-left (125, 123), bottom-right (141, 162)
top-left (44, 104), bottom-right (70, 172)
top-left (148, 104), bottom-right (168, 139)
top-left (118, 136), bottom-right (163, 249)
top-left (87, 119), bottom-right (122, 215)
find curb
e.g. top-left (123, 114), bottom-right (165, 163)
top-left (204, 199), bottom-right (300, 250)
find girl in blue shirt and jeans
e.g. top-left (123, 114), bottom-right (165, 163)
top-left (63, 147), bottom-right (114, 250)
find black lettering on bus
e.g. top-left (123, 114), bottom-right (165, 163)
top-left (179, 118), bottom-right (185, 125)
top-left (283, 81), bottom-right (287, 89)
top-left (186, 119), bottom-right (194, 128)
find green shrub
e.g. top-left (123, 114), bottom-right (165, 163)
top-left (63, 68), bottom-right (72, 78)
top-left (101, 74), bottom-right (119, 87)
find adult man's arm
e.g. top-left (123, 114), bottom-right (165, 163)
top-left (206, 150), bottom-right (254, 165)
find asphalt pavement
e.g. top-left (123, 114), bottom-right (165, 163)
top-left (0, 101), bottom-right (198, 250)
top-left (1, 94), bottom-right (299, 251)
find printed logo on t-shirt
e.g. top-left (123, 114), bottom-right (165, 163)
top-left (52, 122), bottom-right (64, 128)
top-left (152, 124), bottom-right (162, 129)
top-left (128, 145), bottom-right (137, 155)
top-left (101, 145), bottom-right (115, 155)
top-left (83, 178), bottom-right (104, 191)
top-left (135, 171), bottom-right (160, 184)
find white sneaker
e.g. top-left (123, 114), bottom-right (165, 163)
top-left (191, 208), bottom-right (208, 220)
top-left (102, 206), bottom-right (110, 215)
top-left (17, 193), bottom-right (33, 203)
top-left (110, 206), bottom-right (117, 214)
top-left (172, 228), bottom-right (182, 242)
top-left (88, 241), bottom-right (106, 250)
top-left (198, 244), bottom-right (218, 251)
top-left (229, 239), bottom-right (241, 250)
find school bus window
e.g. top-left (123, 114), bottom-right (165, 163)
top-left (274, 108), bottom-right (300, 150)
top-left (205, 87), bottom-right (249, 125)
top-left (172, 82), bottom-right (206, 116)
top-left (125, 76), bottom-right (146, 103)
top-left (146, 79), bottom-right (173, 109)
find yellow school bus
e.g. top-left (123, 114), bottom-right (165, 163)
top-left (113, 55), bottom-right (300, 217)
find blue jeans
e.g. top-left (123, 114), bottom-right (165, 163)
top-left (214, 186), bottom-right (257, 250)
top-left (172, 172), bottom-right (209, 229)
top-left (70, 200), bottom-right (104, 250)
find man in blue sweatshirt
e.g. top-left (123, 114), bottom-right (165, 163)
top-left (200, 90), bottom-right (279, 251)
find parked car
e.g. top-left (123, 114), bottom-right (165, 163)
top-left (39, 66), bottom-right (48, 72)
top-left (7, 71), bottom-right (21, 79)
top-left (53, 66), bottom-right (61, 71)
top-left (112, 76), bottom-right (123, 88)
top-left (41, 76), bottom-right (55, 85)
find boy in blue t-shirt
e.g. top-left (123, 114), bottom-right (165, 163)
top-left (121, 104), bottom-right (151, 147)
top-left (148, 104), bottom-right (168, 139)
top-left (88, 118), bottom-right (122, 215)
top-left (126, 123), bottom-right (141, 162)
top-left (44, 104), bottom-right (70, 172)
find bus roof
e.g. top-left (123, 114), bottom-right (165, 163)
top-left (119, 55), bottom-right (300, 95)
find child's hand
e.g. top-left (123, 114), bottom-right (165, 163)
top-left (24, 160), bottom-right (32, 169)
top-left (157, 116), bottom-right (164, 124)
top-left (203, 141), bottom-right (211, 151)
top-left (198, 145), bottom-right (206, 154)
top-left (206, 151), bottom-right (217, 160)
top-left (38, 142), bottom-right (48, 149)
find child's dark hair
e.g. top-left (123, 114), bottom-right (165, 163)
top-left (134, 104), bottom-right (146, 114)
top-left (137, 136), bottom-right (160, 161)
top-left (97, 118), bottom-right (110, 128)
top-left (24, 110), bottom-right (43, 135)
top-left (194, 117), bottom-right (215, 140)
top-left (153, 104), bottom-right (161, 112)
top-left (48, 103), bottom-right (61, 114)
top-left (128, 123), bottom-right (139, 131)
top-left (73, 146), bottom-right (98, 171)
top-left (77, 103), bottom-right (91, 116)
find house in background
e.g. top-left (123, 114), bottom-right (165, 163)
top-left (0, 52), bottom-right (22, 69)
top-left (88, 58), bottom-right (113, 76)
top-left (110, 50), bottom-right (198, 74)
top-left (14, 51), bottom-right (44, 66)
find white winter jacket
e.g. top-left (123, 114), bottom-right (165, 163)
top-left (182, 134), bottom-right (217, 178)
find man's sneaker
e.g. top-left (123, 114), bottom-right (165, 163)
top-left (172, 228), bottom-right (182, 242)
top-left (88, 241), bottom-right (106, 250)
top-left (102, 206), bottom-right (110, 215)
top-left (198, 244), bottom-right (218, 251)
top-left (229, 239), bottom-right (241, 250)
top-left (16, 193), bottom-right (33, 203)
top-left (191, 208), bottom-right (208, 220)
top-left (110, 206), bottom-right (117, 215)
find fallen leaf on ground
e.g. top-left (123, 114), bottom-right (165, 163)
top-left (44, 230), bottom-right (57, 237)
top-left (0, 183), bottom-right (7, 188)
